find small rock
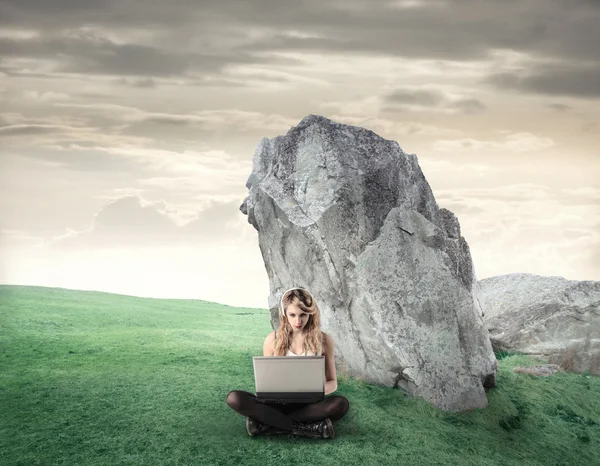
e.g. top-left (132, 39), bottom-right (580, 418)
top-left (513, 364), bottom-right (560, 377)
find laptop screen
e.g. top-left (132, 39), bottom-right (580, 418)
top-left (253, 356), bottom-right (325, 396)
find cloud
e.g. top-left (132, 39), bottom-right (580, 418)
top-left (383, 87), bottom-right (486, 114)
top-left (49, 195), bottom-right (245, 249)
top-left (387, 1), bottom-right (447, 9)
top-left (449, 98), bottom-right (486, 113)
top-left (546, 103), bottom-right (572, 112)
top-left (0, 123), bottom-right (92, 136)
top-left (433, 132), bottom-right (555, 152)
top-left (1, 0), bottom-right (599, 84)
top-left (0, 30), bottom-right (299, 83)
top-left (487, 64), bottom-right (600, 98)
top-left (0, 108), bottom-right (295, 174)
top-left (234, 0), bottom-right (600, 64)
top-left (321, 114), bottom-right (463, 140)
top-left (117, 77), bottom-right (156, 88)
top-left (21, 90), bottom-right (71, 101)
top-left (46, 104), bottom-right (298, 133)
top-left (388, 89), bottom-right (444, 106)
top-left (92, 196), bottom-right (173, 231)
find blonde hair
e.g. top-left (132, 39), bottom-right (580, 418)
top-left (274, 288), bottom-right (324, 356)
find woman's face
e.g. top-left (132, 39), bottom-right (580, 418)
top-left (286, 301), bottom-right (310, 332)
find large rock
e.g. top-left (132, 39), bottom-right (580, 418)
top-left (480, 273), bottom-right (600, 375)
top-left (240, 115), bottom-right (497, 411)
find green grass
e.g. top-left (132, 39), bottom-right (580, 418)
top-left (1, 285), bottom-right (599, 466)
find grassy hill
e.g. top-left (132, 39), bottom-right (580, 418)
top-left (1, 284), bottom-right (598, 465)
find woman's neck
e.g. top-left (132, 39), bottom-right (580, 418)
top-left (291, 330), bottom-right (306, 339)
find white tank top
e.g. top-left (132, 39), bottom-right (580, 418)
top-left (275, 331), bottom-right (324, 356)
top-left (286, 348), bottom-right (318, 356)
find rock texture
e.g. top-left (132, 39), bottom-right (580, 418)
top-left (240, 115), bottom-right (497, 411)
top-left (480, 273), bottom-right (600, 375)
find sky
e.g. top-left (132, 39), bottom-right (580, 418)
top-left (1, 0), bottom-right (599, 309)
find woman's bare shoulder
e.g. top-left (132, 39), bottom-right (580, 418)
top-left (322, 332), bottom-right (334, 347)
top-left (263, 331), bottom-right (276, 344)
top-left (263, 331), bottom-right (276, 356)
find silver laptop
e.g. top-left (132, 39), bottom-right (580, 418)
top-left (252, 356), bottom-right (325, 404)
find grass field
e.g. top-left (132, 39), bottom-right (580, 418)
top-left (1, 284), bottom-right (599, 465)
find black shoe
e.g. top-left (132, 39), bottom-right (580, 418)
top-left (292, 418), bottom-right (335, 439)
top-left (246, 417), bottom-right (287, 437)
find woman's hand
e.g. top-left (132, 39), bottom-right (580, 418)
top-left (325, 380), bottom-right (338, 395)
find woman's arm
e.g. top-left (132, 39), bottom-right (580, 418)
top-left (323, 333), bottom-right (338, 395)
top-left (263, 331), bottom-right (275, 356)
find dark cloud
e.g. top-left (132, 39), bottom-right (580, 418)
top-left (383, 89), bottom-right (485, 114)
top-left (1, 0), bottom-right (599, 82)
top-left (388, 89), bottom-right (444, 106)
top-left (235, 29), bottom-right (492, 62)
top-left (488, 64), bottom-right (600, 98)
top-left (232, 0), bottom-right (600, 63)
top-left (117, 77), bottom-right (156, 88)
top-left (450, 98), bottom-right (486, 113)
top-left (0, 0), bottom-right (193, 30)
top-left (61, 43), bottom-right (198, 77)
top-left (0, 35), bottom-right (263, 78)
top-left (0, 124), bottom-right (72, 136)
top-left (547, 103), bottom-right (572, 112)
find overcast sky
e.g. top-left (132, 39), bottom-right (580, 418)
top-left (1, 0), bottom-right (599, 308)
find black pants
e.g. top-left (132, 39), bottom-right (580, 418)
top-left (226, 390), bottom-right (349, 431)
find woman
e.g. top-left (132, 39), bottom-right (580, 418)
top-left (226, 287), bottom-right (350, 439)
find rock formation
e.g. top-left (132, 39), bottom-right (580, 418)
top-left (479, 273), bottom-right (600, 375)
top-left (240, 115), bottom-right (497, 411)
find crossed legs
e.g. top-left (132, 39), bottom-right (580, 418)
top-left (226, 390), bottom-right (350, 431)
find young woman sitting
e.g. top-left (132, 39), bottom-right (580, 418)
top-left (226, 287), bottom-right (350, 439)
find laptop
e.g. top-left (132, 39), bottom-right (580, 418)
top-left (253, 356), bottom-right (325, 404)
